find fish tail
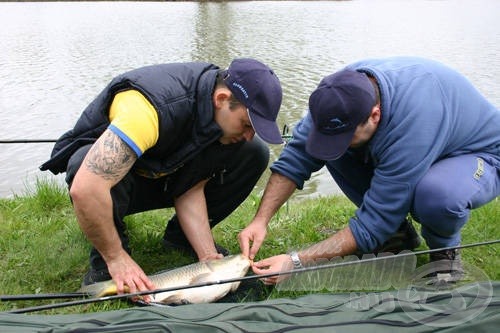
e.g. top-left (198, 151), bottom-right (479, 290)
top-left (78, 280), bottom-right (117, 298)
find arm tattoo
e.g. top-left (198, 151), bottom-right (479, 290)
top-left (85, 130), bottom-right (136, 182)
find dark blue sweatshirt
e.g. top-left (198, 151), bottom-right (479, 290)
top-left (271, 57), bottom-right (500, 252)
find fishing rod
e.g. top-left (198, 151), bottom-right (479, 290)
top-left (0, 292), bottom-right (88, 302)
top-left (0, 127), bottom-right (293, 145)
top-left (0, 128), bottom-right (292, 145)
top-left (0, 139), bottom-right (58, 144)
top-left (4, 239), bottom-right (499, 314)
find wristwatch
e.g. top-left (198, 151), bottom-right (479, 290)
top-left (289, 251), bottom-right (303, 269)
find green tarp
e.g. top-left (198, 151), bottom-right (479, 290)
top-left (1, 281), bottom-right (499, 332)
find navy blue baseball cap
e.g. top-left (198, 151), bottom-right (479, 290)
top-left (223, 58), bottom-right (283, 144)
top-left (306, 70), bottom-right (376, 160)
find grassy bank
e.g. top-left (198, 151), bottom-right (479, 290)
top-left (0, 179), bottom-right (498, 314)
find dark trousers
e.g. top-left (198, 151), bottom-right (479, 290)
top-left (66, 137), bottom-right (269, 271)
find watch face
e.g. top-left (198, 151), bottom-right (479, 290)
top-left (290, 252), bottom-right (302, 269)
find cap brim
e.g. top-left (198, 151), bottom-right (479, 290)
top-left (306, 126), bottom-right (354, 160)
top-left (248, 110), bottom-right (283, 144)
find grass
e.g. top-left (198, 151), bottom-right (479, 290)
top-left (0, 178), bottom-right (498, 314)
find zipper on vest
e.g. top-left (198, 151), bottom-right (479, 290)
top-left (219, 168), bottom-right (227, 185)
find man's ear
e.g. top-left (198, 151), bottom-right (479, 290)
top-left (370, 105), bottom-right (381, 125)
top-left (213, 88), bottom-right (232, 108)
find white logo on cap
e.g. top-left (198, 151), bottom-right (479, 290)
top-left (232, 82), bottom-right (249, 99)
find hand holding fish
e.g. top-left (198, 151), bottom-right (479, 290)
top-left (252, 254), bottom-right (294, 285)
top-left (239, 173), bottom-right (298, 260)
top-left (106, 250), bottom-right (155, 302)
top-left (238, 217), bottom-right (268, 260)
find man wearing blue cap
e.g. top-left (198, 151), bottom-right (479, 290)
top-left (40, 58), bottom-right (283, 295)
top-left (240, 56), bottom-right (499, 284)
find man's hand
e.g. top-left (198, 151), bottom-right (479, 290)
top-left (252, 254), bottom-right (294, 285)
top-left (238, 218), bottom-right (268, 260)
top-left (106, 249), bottom-right (155, 302)
top-left (239, 172), bottom-right (297, 260)
top-left (251, 227), bottom-right (358, 285)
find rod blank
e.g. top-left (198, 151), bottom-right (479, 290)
top-left (0, 292), bottom-right (87, 301)
top-left (0, 139), bottom-right (57, 144)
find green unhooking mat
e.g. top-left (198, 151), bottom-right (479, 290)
top-left (1, 281), bottom-right (499, 333)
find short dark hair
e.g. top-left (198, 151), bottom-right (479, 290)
top-left (216, 70), bottom-right (241, 110)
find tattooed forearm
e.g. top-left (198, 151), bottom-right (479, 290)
top-left (85, 130), bottom-right (137, 182)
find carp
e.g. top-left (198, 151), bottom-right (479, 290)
top-left (79, 254), bottom-right (251, 304)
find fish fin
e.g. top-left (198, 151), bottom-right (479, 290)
top-left (190, 273), bottom-right (213, 284)
top-left (158, 294), bottom-right (191, 305)
top-left (78, 280), bottom-right (117, 298)
top-left (230, 281), bottom-right (242, 293)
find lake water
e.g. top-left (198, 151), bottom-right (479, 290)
top-left (1, 0), bottom-right (499, 199)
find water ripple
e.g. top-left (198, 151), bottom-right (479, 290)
top-left (0, 0), bottom-right (499, 197)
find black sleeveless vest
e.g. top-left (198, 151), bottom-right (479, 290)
top-left (40, 62), bottom-right (223, 177)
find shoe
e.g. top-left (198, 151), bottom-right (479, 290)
top-left (427, 249), bottom-right (464, 283)
top-left (376, 218), bottom-right (421, 253)
top-left (356, 218), bottom-right (421, 256)
top-left (162, 236), bottom-right (230, 257)
top-left (81, 268), bottom-right (112, 287)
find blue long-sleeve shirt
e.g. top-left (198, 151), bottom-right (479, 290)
top-left (271, 57), bottom-right (500, 252)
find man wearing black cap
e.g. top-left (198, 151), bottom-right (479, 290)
top-left (40, 58), bottom-right (283, 295)
top-left (240, 56), bottom-right (500, 284)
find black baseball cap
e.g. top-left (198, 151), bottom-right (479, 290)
top-left (307, 70), bottom-right (376, 160)
top-left (223, 58), bottom-right (283, 144)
